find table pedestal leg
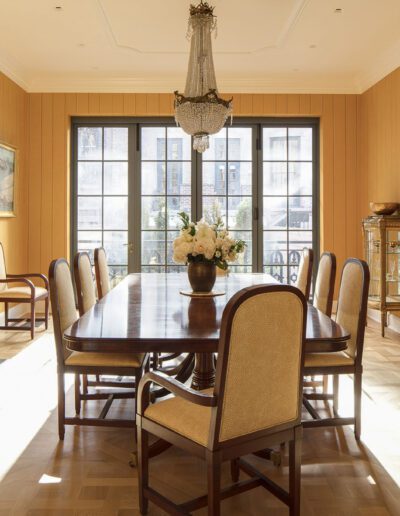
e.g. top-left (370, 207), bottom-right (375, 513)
top-left (191, 352), bottom-right (215, 390)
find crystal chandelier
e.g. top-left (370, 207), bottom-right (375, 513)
top-left (174, 1), bottom-right (233, 153)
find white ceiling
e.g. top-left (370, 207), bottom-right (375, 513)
top-left (1, 0), bottom-right (400, 93)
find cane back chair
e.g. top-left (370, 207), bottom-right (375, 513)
top-left (137, 284), bottom-right (307, 515)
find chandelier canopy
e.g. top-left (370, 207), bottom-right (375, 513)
top-left (174, 1), bottom-right (233, 153)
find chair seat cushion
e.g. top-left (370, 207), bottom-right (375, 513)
top-left (144, 389), bottom-right (213, 447)
top-left (66, 351), bottom-right (145, 368)
top-left (305, 351), bottom-right (354, 368)
top-left (0, 286), bottom-right (48, 299)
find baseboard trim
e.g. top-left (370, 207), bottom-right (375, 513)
top-left (368, 307), bottom-right (400, 334)
top-left (0, 303), bottom-right (26, 325)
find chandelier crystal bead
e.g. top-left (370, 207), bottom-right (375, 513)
top-left (174, 1), bottom-right (233, 153)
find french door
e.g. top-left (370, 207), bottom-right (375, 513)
top-left (72, 118), bottom-right (319, 284)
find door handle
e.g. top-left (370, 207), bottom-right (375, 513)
top-left (124, 242), bottom-right (134, 254)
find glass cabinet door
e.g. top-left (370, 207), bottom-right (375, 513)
top-left (364, 225), bottom-right (381, 301)
top-left (386, 229), bottom-right (400, 302)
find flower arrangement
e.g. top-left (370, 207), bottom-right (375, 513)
top-left (173, 212), bottom-right (246, 270)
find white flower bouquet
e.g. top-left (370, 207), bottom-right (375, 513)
top-left (173, 212), bottom-right (246, 270)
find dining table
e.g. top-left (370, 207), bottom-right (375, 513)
top-left (65, 272), bottom-right (350, 389)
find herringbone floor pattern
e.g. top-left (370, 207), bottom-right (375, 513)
top-left (0, 318), bottom-right (399, 515)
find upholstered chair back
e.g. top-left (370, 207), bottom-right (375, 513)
top-left (296, 248), bottom-right (313, 300)
top-left (313, 252), bottom-right (336, 316)
top-left (0, 243), bottom-right (7, 292)
top-left (336, 259), bottom-right (369, 361)
top-left (49, 259), bottom-right (78, 364)
top-left (213, 285), bottom-right (306, 445)
top-left (94, 247), bottom-right (111, 299)
top-left (74, 252), bottom-right (96, 315)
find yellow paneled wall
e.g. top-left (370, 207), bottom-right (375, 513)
top-left (26, 92), bottom-right (361, 291)
top-left (0, 72), bottom-right (29, 276)
top-left (359, 67), bottom-right (400, 240)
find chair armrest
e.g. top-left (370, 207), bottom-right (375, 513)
top-left (7, 273), bottom-right (49, 290)
top-left (0, 277), bottom-right (35, 296)
top-left (137, 370), bottom-right (217, 415)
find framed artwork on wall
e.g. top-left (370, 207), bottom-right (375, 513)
top-left (0, 141), bottom-right (17, 217)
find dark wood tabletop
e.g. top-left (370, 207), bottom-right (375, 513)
top-left (64, 273), bottom-right (350, 354)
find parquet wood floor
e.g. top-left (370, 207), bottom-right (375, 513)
top-left (0, 318), bottom-right (399, 515)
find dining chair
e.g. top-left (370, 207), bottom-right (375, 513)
top-left (49, 257), bottom-right (148, 440)
top-left (302, 258), bottom-right (370, 439)
top-left (94, 247), bottom-right (111, 299)
top-left (0, 242), bottom-right (49, 339)
top-left (137, 284), bottom-right (307, 515)
top-left (295, 247), bottom-right (313, 300)
top-left (313, 252), bottom-right (336, 317)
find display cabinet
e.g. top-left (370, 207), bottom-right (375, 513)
top-left (362, 215), bottom-right (400, 336)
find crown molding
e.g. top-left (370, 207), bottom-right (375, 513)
top-left (27, 74), bottom-right (359, 94)
top-left (0, 54), bottom-right (30, 92)
top-left (356, 39), bottom-right (400, 94)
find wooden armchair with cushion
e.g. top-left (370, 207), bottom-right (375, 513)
top-left (0, 242), bottom-right (49, 339)
top-left (94, 247), bottom-right (111, 299)
top-left (313, 252), bottom-right (336, 317)
top-left (302, 258), bottom-right (370, 439)
top-left (137, 284), bottom-right (307, 515)
top-left (295, 247), bottom-right (313, 300)
top-left (49, 257), bottom-right (148, 440)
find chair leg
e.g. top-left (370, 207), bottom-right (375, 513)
top-left (75, 374), bottom-right (81, 415)
top-left (30, 301), bottom-right (35, 340)
top-left (207, 451), bottom-right (221, 516)
top-left (58, 373), bottom-right (65, 440)
top-left (44, 297), bottom-right (49, 329)
top-left (322, 374), bottom-right (329, 393)
top-left (82, 374), bottom-right (88, 394)
top-left (230, 458), bottom-right (240, 482)
top-left (4, 302), bottom-right (8, 327)
top-left (289, 428), bottom-right (302, 516)
top-left (134, 369), bottom-right (142, 443)
top-left (137, 424), bottom-right (149, 515)
top-left (354, 372), bottom-right (362, 440)
top-left (333, 374), bottom-right (339, 414)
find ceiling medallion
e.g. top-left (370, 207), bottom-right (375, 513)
top-left (174, 1), bottom-right (233, 153)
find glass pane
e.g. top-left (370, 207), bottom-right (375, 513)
top-left (78, 127), bottom-right (102, 160)
top-left (167, 231), bottom-right (180, 265)
top-left (109, 266), bottom-right (127, 287)
top-left (103, 231), bottom-right (128, 265)
top-left (141, 265), bottom-right (164, 273)
top-left (167, 162), bottom-right (191, 195)
top-left (142, 232), bottom-right (165, 265)
top-left (77, 231), bottom-right (102, 261)
top-left (141, 127), bottom-right (166, 160)
top-left (142, 197), bottom-right (165, 230)
top-left (264, 265), bottom-right (288, 284)
top-left (263, 162), bottom-right (287, 196)
top-left (104, 197), bottom-right (128, 230)
top-left (228, 197), bottom-right (252, 230)
top-left (288, 128), bottom-right (312, 161)
top-left (227, 128), bottom-right (252, 161)
top-left (230, 230), bottom-right (252, 265)
top-left (78, 197), bottom-right (102, 229)
top-left (202, 128), bottom-right (227, 161)
top-left (203, 162), bottom-right (226, 196)
top-left (263, 128), bottom-right (287, 161)
top-left (228, 162), bottom-right (251, 195)
top-left (289, 197), bottom-right (312, 229)
top-left (263, 197), bottom-right (287, 229)
top-left (104, 162), bottom-right (128, 195)
top-left (167, 196), bottom-right (191, 229)
top-left (167, 127), bottom-right (191, 161)
top-left (263, 231), bottom-right (288, 265)
top-left (203, 196), bottom-right (227, 225)
top-left (288, 162), bottom-right (312, 195)
top-left (78, 162), bottom-right (102, 195)
top-left (142, 162), bottom-right (165, 195)
top-left (104, 128), bottom-right (128, 160)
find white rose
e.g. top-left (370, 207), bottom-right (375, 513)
top-left (193, 237), bottom-right (216, 259)
top-left (173, 241), bottom-right (193, 264)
